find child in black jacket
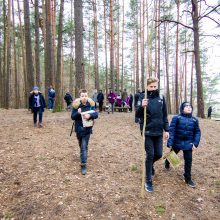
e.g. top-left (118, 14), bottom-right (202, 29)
top-left (136, 77), bottom-right (169, 193)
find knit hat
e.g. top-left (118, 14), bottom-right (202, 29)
top-left (33, 86), bottom-right (39, 91)
top-left (182, 102), bottom-right (191, 108)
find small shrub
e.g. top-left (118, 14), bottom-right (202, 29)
top-left (155, 205), bottom-right (166, 215)
top-left (131, 164), bottom-right (138, 172)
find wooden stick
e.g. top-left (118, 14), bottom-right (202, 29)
top-left (141, 90), bottom-right (147, 198)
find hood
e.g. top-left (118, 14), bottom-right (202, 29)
top-left (180, 102), bottom-right (193, 117)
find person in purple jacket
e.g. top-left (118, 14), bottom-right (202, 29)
top-left (107, 89), bottom-right (116, 114)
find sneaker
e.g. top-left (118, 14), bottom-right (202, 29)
top-left (152, 167), bottom-right (155, 177)
top-left (38, 123), bottom-right (43, 128)
top-left (164, 160), bottom-right (170, 170)
top-left (185, 179), bottom-right (196, 188)
top-left (145, 181), bottom-right (153, 193)
top-left (81, 164), bottom-right (87, 175)
top-left (34, 123), bottom-right (37, 128)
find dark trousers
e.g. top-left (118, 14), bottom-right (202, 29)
top-left (77, 134), bottom-right (91, 164)
top-left (99, 101), bottom-right (103, 112)
top-left (145, 135), bottom-right (163, 182)
top-left (165, 149), bottom-right (192, 181)
top-left (33, 107), bottom-right (43, 124)
top-left (110, 103), bottom-right (114, 113)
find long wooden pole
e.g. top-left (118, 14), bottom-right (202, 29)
top-left (141, 88), bottom-right (147, 198)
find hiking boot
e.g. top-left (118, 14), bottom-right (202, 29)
top-left (185, 179), bottom-right (196, 188)
top-left (164, 160), bottom-right (170, 170)
top-left (145, 181), bottom-right (153, 193)
top-left (152, 167), bottom-right (155, 177)
top-left (81, 164), bottom-right (87, 175)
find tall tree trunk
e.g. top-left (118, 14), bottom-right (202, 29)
top-left (175, 0), bottom-right (180, 113)
top-left (136, 28), bottom-right (139, 90)
top-left (190, 53), bottom-right (194, 105)
top-left (93, 0), bottom-right (99, 90)
top-left (157, 0), bottom-right (161, 90)
top-left (55, 0), bottom-right (64, 111)
top-left (5, 0), bottom-right (11, 109)
top-left (12, 0), bottom-right (19, 108)
top-left (154, 0), bottom-right (158, 77)
top-left (191, 0), bottom-right (205, 118)
top-left (121, 0), bottom-right (124, 92)
top-left (0, 2), bottom-right (3, 107)
top-left (74, 0), bottom-right (85, 95)
top-left (116, 0), bottom-right (120, 94)
top-left (35, 0), bottom-right (41, 88)
top-left (17, 0), bottom-right (27, 105)
top-left (164, 21), bottom-right (171, 114)
top-left (140, 0), bottom-right (145, 91)
top-left (24, 0), bottom-right (34, 101)
top-left (103, 0), bottom-right (108, 99)
top-left (109, 0), bottom-right (114, 90)
top-left (146, 0), bottom-right (150, 78)
top-left (45, 0), bottom-right (55, 100)
top-left (69, 0), bottom-right (74, 94)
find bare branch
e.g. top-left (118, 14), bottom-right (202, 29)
top-left (203, 15), bottom-right (220, 26)
top-left (157, 19), bottom-right (194, 30)
top-left (200, 34), bottom-right (220, 39)
top-left (199, 4), bottom-right (220, 20)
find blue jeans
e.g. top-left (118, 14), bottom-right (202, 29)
top-left (145, 135), bottom-right (163, 182)
top-left (48, 97), bottom-right (54, 109)
top-left (77, 133), bottom-right (91, 164)
top-left (33, 107), bottom-right (43, 124)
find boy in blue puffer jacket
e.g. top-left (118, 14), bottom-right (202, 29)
top-left (71, 89), bottom-right (98, 175)
top-left (165, 102), bottom-right (201, 187)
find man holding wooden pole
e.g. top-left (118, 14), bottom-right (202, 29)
top-left (136, 77), bottom-right (169, 193)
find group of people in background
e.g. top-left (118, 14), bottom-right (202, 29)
top-left (107, 88), bottom-right (133, 113)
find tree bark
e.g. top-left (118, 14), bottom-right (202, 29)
top-left (5, 0), bottom-right (12, 109)
top-left (191, 0), bottom-right (205, 118)
top-left (74, 0), bottom-right (85, 95)
top-left (24, 0), bottom-right (34, 100)
top-left (12, 0), bottom-right (19, 108)
top-left (103, 0), bottom-right (108, 98)
top-left (55, 0), bottom-right (64, 111)
top-left (17, 0), bottom-right (27, 105)
top-left (121, 0), bottom-right (124, 92)
top-left (93, 0), bottom-right (99, 90)
top-left (69, 0), bottom-right (74, 94)
top-left (109, 0), bottom-right (114, 90)
top-left (35, 0), bottom-right (41, 89)
top-left (175, 0), bottom-right (180, 113)
top-left (45, 0), bottom-right (55, 100)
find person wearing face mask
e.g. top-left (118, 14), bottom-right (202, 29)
top-left (135, 77), bottom-right (169, 193)
top-left (71, 89), bottom-right (98, 175)
top-left (29, 86), bottom-right (46, 128)
top-left (165, 102), bottom-right (201, 188)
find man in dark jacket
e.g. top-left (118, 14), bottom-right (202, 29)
top-left (129, 94), bottom-right (133, 112)
top-left (97, 90), bottom-right (104, 112)
top-left (71, 89), bottom-right (98, 175)
top-left (48, 85), bottom-right (56, 110)
top-left (165, 102), bottom-right (201, 188)
top-left (64, 92), bottom-right (73, 109)
top-left (134, 88), bottom-right (141, 123)
top-left (29, 86), bottom-right (46, 127)
top-left (136, 77), bottom-right (169, 193)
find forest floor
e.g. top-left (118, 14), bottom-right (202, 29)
top-left (0, 109), bottom-right (220, 220)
